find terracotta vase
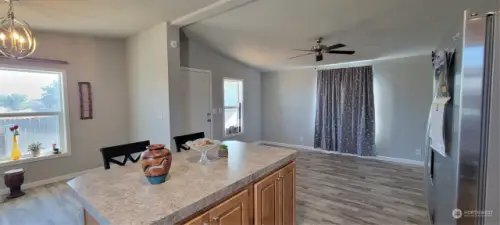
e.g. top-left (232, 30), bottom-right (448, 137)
top-left (140, 144), bottom-right (172, 185)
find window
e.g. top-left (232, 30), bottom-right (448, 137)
top-left (223, 78), bottom-right (243, 137)
top-left (0, 67), bottom-right (69, 162)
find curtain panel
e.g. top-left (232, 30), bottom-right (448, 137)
top-left (314, 66), bottom-right (375, 156)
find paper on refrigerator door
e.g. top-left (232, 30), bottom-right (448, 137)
top-left (429, 97), bottom-right (450, 156)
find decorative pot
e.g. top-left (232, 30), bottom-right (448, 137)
top-left (218, 145), bottom-right (228, 158)
top-left (4, 168), bottom-right (25, 199)
top-left (140, 144), bottom-right (172, 185)
top-left (30, 150), bottom-right (40, 158)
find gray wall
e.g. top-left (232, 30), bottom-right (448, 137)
top-left (0, 32), bottom-right (129, 189)
top-left (180, 37), bottom-right (262, 142)
top-left (261, 55), bottom-right (433, 161)
top-left (373, 55), bottom-right (432, 161)
top-left (127, 22), bottom-right (172, 147)
top-left (166, 25), bottom-right (184, 146)
top-left (262, 69), bottom-right (317, 147)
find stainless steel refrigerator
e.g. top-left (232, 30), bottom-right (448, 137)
top-left (425, 11), bottom-right (500, 225)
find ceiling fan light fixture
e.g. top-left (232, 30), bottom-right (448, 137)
top-left (316, 54), bottom-right (323, 62)
top-left (0, 0), bottom-right (36, 59)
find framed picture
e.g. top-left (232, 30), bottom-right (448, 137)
top-left (78, 82), bottom-right (93, 120)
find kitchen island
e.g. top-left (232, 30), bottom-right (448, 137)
top-left (67, 141), bottom-right (297, 225)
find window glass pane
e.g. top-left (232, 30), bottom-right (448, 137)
top-left (0, 70), bottom-right (61, 113)
top-left (224, 80), bottom-right (240, 107)
top-left (224, 108), bottom-right (238, 129)
top-left (224, 108), bottom-right (242, 135)
top-left (0, 115), bottom-right (60, 158)
top-left (223, 79), bottom-right (243, 136)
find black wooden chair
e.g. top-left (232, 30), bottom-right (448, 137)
top-left (173, 132), bottom-right (205, 152)
top-left (100, 140), bottom-right (150, 170)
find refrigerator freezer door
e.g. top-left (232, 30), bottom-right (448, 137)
top-left (457, 13), bottom-right (495, 225)
top-left (485, 12), bottom-right (500, 225)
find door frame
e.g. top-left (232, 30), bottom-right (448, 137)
top-left (181, 67), bottom-right (213, 139)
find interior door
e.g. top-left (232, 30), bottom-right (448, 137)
top-left (254, 171), bottom-right (280, 225)
top-left (183, 68), bottom-right (212, 138)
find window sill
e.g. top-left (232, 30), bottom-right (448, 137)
top-left (224, 132), bottom-right (244, 138)
top-left (0, 152), bottom-right (70, 168)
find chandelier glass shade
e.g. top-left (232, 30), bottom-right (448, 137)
top-left (0, 0), bottom-right (36, 59)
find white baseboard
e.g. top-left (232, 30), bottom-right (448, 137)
top-left (0, 167), bottom-right (102, 196)
top-left (258, 141), bottom-right (424, 166)
top-left (375, 156), bottom-right (424, 166)
top-left (252, 141), bottom-right (264, 145)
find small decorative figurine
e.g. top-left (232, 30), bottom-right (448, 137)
top-left (52, 143), bottom-right (60, 154)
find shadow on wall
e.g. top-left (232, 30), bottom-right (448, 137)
top-left (372, 71), bottom-right (394, 158)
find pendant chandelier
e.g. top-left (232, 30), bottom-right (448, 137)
top-left (0, 0), bottom-right (36, 59)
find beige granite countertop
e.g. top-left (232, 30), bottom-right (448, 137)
top-left (67, 141), bottom-right (297, 225)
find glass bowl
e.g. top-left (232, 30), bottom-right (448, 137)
top-left (186, 139), bottom-right (220, 164)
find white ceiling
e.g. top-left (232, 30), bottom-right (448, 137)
top-left (3, 0), bottom-right (220, 37)
top-left (182, 0), bottom-right (493, 71)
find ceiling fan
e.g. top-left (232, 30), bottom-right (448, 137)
top-left (289, 37), bottom-right (355, 62)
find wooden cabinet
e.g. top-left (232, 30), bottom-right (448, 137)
top-left (254, 161), bottom-right (296, 225)
top-left (254, 171), bottom-right (280, 225)
top-left (182, 161), bottom-right (296, 225)
top-left (280, 162), bottom-right (296, 225)
top-left (184, 212), bottom-right (210, 225)
top-left (208, 189), bottom-right (250, 225)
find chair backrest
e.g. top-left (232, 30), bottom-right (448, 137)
top-left (173, 132), bottom-right (205, 152)
top-left (100, 140), bottom-right (150, 170)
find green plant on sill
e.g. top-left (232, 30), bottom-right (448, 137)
top-left (219, 144), bottom-right (228, 150)
top-left (27, 142), bottom-right (43, 152)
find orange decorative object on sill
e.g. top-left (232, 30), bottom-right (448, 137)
top-left (9, 125), bottom-right (21, 161)
top-left (11, 135), bottom-right (21, 160)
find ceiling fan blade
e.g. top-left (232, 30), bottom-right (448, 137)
top-left (292, 49), bottom-right (314, 52)
top-left (327, 50), bottom-right (355, 55)
top-left (326, 43), bottom-right (346, 50)
top-left (289, 53), bottom-right (314, 60)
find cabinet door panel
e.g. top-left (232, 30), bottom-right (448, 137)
top-left (219, 205), bottom-right (243, 225)
top-left (254, 171), bottom-right (280, 225)
top-left (280, 162), bottom-right (296, 225)
top-left (184, 212), bottom-right (209, 225)
top-left (209, 189), bottom-right (249, 225)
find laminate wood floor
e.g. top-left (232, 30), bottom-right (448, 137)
top-left (293, 150), bottom-right (428, 225)
top-left (0, 149), bottom-right (428, 225)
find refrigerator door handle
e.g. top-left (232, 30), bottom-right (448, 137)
top-left (424, 108), bottom-right (433, 179)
